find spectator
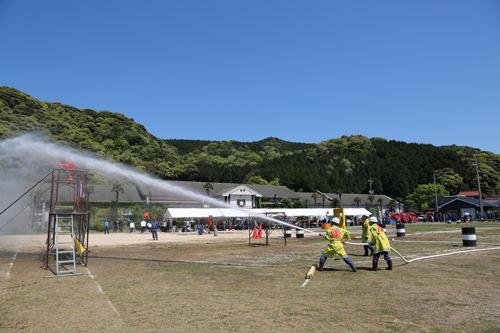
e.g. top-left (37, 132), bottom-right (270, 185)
top-left (150, 219), bottom-right (159, 240)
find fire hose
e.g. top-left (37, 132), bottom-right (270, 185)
top-left (344, 240), bottom-right (500, 264)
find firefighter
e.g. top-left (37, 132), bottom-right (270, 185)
top-left (318, 217), bottom-right (357, 272)
top-left (361, 213), bottom-right (374, 256)
top-left (367, 217), bottom-right (393, 271)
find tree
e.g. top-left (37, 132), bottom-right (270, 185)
top-left (303, 198), bottom-right (310, 208)
top-left (311, 192), bottom-right (319, 207)
top-left (247, 176), bottom-right (268, 185)
top-left (396, 197), bottom-right (404, 212)
top-left (434, 168), bottom-right (463, 195)
top-left (406, 184), bottom-right (449, 211)
top-left (150, 204), bottom-right (167, 221)
top-left (368, 195), bottom-right (375, 206)
top-left (331, 198), bottom-right (340, 208)
top-left (335, 189), bottom-right (343, 207)
top-left (87, 185), bottom-right (95, 201)
top-left (268, 178), bottom-right (280, 186)
top-left (111, 181), bottom-right (125, 219)
top-left (377, 198), bottom-right (384, 208)
top-left (388, 199), bottom-right (397, 213)
top-left (353, 197), bottom-right (362, 208)
top-left (203, 182), bottom-right (214, 195)
top-left (281, 197), bottom-right (292, 208)
top-left (321, 194), bottom-right (326, 208)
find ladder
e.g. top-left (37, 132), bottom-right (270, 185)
top-left (45, 215), bottom-right (82, 278)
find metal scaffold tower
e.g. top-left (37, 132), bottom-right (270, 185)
top-left (44, 164), bottom-right (90, 278)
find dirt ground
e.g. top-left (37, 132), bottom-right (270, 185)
top-left (1, 224), bottom-right (500, 332)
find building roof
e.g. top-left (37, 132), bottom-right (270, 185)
top-left (294, 192), bottom-right (393, 207)
top-left (438, 197), bottom-right (494, 209)
top-left (457, 190), bottom-right (480, 197)
top-left (140, 181), bottom-right (300, 202)
top-left (484, 199), bottom-right (500, 208)
top-left (164, 207), bottom-right (371, 219)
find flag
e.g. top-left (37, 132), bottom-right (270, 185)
top-left (143, 212), bottom-right (149, 217)
top-left (58, 162), bottom-right (75, 170)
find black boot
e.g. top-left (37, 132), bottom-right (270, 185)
top-left (318, 260), bottom-right (324, 272)
top-left (386, 260), bottom-right (393, 270)
top-left (349, 262), bottom-right (357, 272)
top-left (363, 248), bottom-right (368, 256)
top-left (369, 247), bottom-right (374, 256)
top-left (371, 260), bottom-right (378, 271)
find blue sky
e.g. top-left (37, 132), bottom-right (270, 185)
top-left (1, 1), bottom-right (499, 153)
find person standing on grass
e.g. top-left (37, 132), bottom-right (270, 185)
top-left (104, 220), bottom-right (109, 234)
top-left (113, 220), bottom-right (118, 233)
top-left (361, 213), bottom-right (374, 256)
top-left (367, 217), bottom-right (393, 271)
top-left (172, 219), bottom-right (177, 233)
top-left (141, 219), bottom-right (146, 233)
top-left (118, 220), bottom-right (123, 232)
top-left (318, 217), bottom-right (357, 272)
top-left (150, 219), bottom-right (159, 240)
top-left (130, 220), bottom-right (135, 233)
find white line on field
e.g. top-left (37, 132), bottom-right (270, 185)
top-left (6, 251), bottom-right (19, 279)
top-left (85, 267), bottom-right (120, 316)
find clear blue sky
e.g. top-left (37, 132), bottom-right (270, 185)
top-left (1, 1), bottom-right (499, 153)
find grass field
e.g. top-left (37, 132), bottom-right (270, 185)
top-left (1, 222), bottom-right (500, 332)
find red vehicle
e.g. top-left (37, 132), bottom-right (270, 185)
top-left (390, 212), bottom-right (417, 223)
top-left (426, 212), bottom-right (434, 222)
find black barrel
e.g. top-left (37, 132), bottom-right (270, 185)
top-left (396, 223), bottom-right (405, 237)
top-left (284, 225), bottom-right (292, 238)
top-left (462, 227), bottom-right (476, 247)
top-left (295, 229), bottom-right (304, 238)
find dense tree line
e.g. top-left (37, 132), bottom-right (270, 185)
top-left (1, 86), bottom-right (499, 199)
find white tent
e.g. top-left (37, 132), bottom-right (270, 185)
top-left (337, 208), bottom-right (371, 217)
top-left (164, 208), bottom-right (342, 219)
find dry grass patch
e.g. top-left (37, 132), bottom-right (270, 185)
top-left (1, 224), bottom-right (500, 332)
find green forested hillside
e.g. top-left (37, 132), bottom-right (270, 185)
top-left (1, 86), bottom-right (499, 201)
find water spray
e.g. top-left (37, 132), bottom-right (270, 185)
top-left (0, 134), bottom-right (320, 234)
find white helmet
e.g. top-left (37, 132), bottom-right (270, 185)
top-left (368, 217), bottom-right (377, 223)
top-left (331, 217), bottom-right (340, 225)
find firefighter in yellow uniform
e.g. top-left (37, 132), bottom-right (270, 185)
top-left (361, 213), bottom-right (374, 256)
top-left (318, 217), bottom-right (357, 272)
top-left (367, 217), bottom-right (392, 271)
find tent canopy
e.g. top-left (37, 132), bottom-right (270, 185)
top-left (164, 208), bottom-right (371, 219)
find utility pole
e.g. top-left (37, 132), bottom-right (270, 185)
top-left (368, 178), bottom-right (374, 194)
top-left (470, 159), bottom-right (484, 215)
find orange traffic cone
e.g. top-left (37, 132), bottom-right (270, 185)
top-left (252, 225), bottom-right (259, 239)
top-left (257, 224), bottom-right (263, 238)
